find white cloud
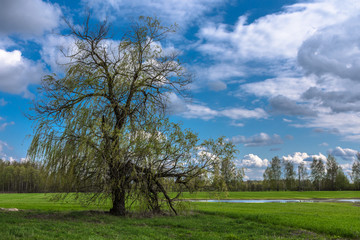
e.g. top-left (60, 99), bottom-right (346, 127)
top-left (243, 73), bottom-right (360, 142)
top-left (240, 76), bottom-right (317, 101)
top-left (231, 133), bottom-right (283, 147)
top-left (237, 2), bottom-right (360, 143)
top-left (298, 15), bottom-right (360, 82)
top-left (328, 146), bottom-right (358, 161)
top-left (0, 0), bottom-right (61, 36)
top-left (197, 0), bottom-right (359, 61)
top-left (191, 63), bottom-right (245, 91)
top-left (0, 37), bottom-right (15, 49)
top-left (319, 142), bottom-right (329, 147)
top-left (193, 1), bottom-right (360, 143)
top-left (40, 35), bottom-right (78, 73)
top-left (40, 35), bottom-right (125, 74)
top-left (283, 152), bottom-right (309, 164)
top-left (296, 112), bottom-right (360, 141)
top-left (282, 152), bottom-right (326, 164)
top-left (0, 49), bottom-right (44, 98)
top-left (311, 153), bottom-right (327, 162)
top-left (82, 0), bottom-right (225, 29)
top-left (182, 104), bottom-right (218, 121)
top-left (181, 105), bottom-right (268, 121)
top-left (221, 108), bottom-right (268, 120)
top-left (165, 93), bottom-right (188, 115)
top-left (238, 154), bottom-right (269, 168)
top-left (166, 93), bottom-right (267, 121)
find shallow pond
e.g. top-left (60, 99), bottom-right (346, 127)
top-left (190, 199), bottom-right (360, 203)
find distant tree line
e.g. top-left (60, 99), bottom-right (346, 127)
top-left (0, 160), bottom-right (46, 193)
top-left (0, 150), bottom-right (244, 194)
top-left (259, 154), bottom-right (360, 191)
top-left (1, 153), bottom-right (359, 193)
top-left (0, 159), bottom-right (98, 193)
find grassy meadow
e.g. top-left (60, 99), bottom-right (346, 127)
top-left (0, 191), bottom-right (359, 239)
top-left (179, 190), bottom-right (360, 200)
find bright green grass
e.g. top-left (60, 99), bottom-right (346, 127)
top-left (179, 191), bottom-right (360, 199)
top-left (0, 209), bottom-right (333, 240)
top-left (195, 202), bottom-right (360, 239)
top-left (0, 193), bottom-right (109, 211)
top-left (0, 192), bottom-right (359, 239)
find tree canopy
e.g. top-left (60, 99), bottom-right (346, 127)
top-left (352, 154), bottom-right (360, 190)
top-left (28, 16), bottom-right (237, 216)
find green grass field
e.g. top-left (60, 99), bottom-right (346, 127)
top-left (0, 192), bottom-right (359, 239)
top-left (179, 190), bottom-right (360, 200)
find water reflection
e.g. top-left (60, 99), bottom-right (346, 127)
top-left (191, 199), bottom-right (360, 203)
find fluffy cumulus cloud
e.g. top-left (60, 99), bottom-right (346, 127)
top-left (196, 0), bottom-right (360, 68)
top-left (0, 49), bottom-right (44, 98)
top-left (231, 133), bottom-right (283, 147)
top-left (82, 0), bottom-right (225, 28)
top-left (239, 154), bottom-right (269, 168)
top-left (235, 154), bottom-right (270, 180)
top-left (298, 15), bottom-right (360, 82)
top-left (0, 0), bottom-right (61, 97)
top-left (209, 0), bottom-right (360, 141)
top-left (282, 152), bottom-right (327, 164)
top-left (327, 146), bottom-right (358, 161)
top-left (294, 13), bottom-right (360, 138)
top-left (0, 0), bottom-right (61, 36)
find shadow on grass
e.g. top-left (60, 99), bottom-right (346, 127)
top-left (0, 209), bottom-right (346, 240)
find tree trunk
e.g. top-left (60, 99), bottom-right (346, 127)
top-left (110, 187), bottom-right (126, 216)
top-left (298, 168), bottom-right (301, 191)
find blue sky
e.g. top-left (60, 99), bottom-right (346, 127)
top-left (1, 0), bottom-right (360, 180)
